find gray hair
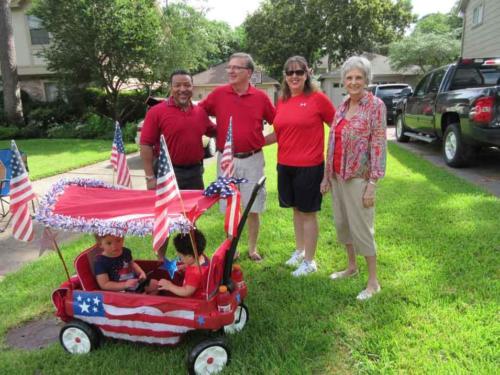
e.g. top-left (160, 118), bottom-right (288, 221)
top-left (341, 56), bottom-right (372, 85)
top-left (229, 52), bottom-right (255, 73)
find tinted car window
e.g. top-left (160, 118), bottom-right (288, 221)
top-left (428, 69), bottom-right (446, 93)
top-left (414, 74), bottom-right (432, 96)
top-left (376, 87), bottom-right (408, 97)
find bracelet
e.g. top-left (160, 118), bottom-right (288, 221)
top-left (368, 180), bottom-right (377, 186)
top-left (145, 175), bottom-right (156, 181)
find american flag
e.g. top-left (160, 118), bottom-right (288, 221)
top-left (71, 290), bottom-right (196, 345)
top-left (225, 186), bottom-right (241, 237)
top-left (220, 117), bottom-right (234, 177)
top-left (111, 122), bottom-right (132, 188)
top-left (153, 135), bottom-right (181, 252)
top-left (9, 140), bottom-right (36, 242)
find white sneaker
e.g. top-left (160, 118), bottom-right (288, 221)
top-left (285, 250), bottom-right (305, 267)
top-left (291, 260), bottom-right (317, 277)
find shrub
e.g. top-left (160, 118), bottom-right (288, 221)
top-left (46, 123), bottom-right (78, 139)
top-left (122, 122), bottom-right (138, 143)
top-left (0, 126), bottom-right (19, 140)
top-left (76, 114), bottom-right (114, 139)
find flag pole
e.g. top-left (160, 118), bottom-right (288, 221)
top-left (51, 234), bottom-right (73, 290)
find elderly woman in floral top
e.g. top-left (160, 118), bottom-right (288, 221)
top-left (320, 56), bottom-right (387, 301)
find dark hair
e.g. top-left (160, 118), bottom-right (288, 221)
top-left (169, 69), bottom-right (192, 84)
top-left (280, 55), bottom-right (317, 101)
top-left (229, 52), bottom-right (255, 73)
top-left (173, 229), bottom-right (206, 257)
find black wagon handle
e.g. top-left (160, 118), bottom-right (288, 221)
top-left (222, 176), bottom-right (266, 289)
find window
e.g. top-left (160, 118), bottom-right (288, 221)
top-left (472, 3), bottom-right (484, 26)
top-left (44, 82), bottom-right (59, 102)
top-left (27, 15), bottom-right (49, 45)
top-left (414, 74), bottom-right (432, 96)
top-left (427, 69), bottom-right (446, 93)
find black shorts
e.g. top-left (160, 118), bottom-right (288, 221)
top-left (277, 163), bottom-right (324, 212)
top-left (154, 159), bottom-right (204, 190)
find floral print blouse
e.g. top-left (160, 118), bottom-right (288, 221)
top-left (326, 91), bottom-right (387, 181)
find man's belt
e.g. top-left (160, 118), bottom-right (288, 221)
top-left (172, 162), bottom-right (203, 170)
top-left (233, 149), bottom-right (262, 159)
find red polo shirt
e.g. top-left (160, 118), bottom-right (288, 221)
top-left (199, 84), bottom-right (275, 153)
top-left (140, 97), bottom-right (215, 165)
top-left (273, 91), bottom-right (335, 167)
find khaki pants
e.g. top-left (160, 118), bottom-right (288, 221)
top-left (330, 176), bottom-right (376, 256)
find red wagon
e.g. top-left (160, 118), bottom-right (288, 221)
top-left (36, 177), bottom-right (265, 374)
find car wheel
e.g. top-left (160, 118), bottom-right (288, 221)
top-left (223, 303), bottom-right (248, 334)
top-left (395, 114), bottom-right (409, 142)
top-left (187, 338), bottom-right (230, 375)
top-left (443, 123), bottom-right (470, 167)
top-left (60, 320), bottom-right (100, 354)
top-left (204, 138), bottom-right (216, 158)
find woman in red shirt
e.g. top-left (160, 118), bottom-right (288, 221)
top-left (266, 56), bottom-right (335, 277)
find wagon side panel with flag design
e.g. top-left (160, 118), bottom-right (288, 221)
top-left (71, 291), bottom-right (198, 345)
top-left (9, 140), bottom-right (36, 242)
top-left (111, 122), bottom-right (132, 188)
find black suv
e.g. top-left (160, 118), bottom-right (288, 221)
top-left (368, 83), bottom-right (412, 124)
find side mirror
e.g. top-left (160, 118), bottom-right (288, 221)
top-left (400, 87), bottom-right (412, 97)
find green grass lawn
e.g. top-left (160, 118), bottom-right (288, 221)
top-left (0, 139), bottom-right (137, 180)
top-left (0, 143), bottom-right (498, 374)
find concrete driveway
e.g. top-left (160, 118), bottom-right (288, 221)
top-left (387, 127), bottom-right (500, 198)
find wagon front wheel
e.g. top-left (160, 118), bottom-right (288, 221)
top-left (60, 320), bottom-right (99, 354)
top-left (223, 303), bottom-right (249, 334)
top-left (188, 338), bottom-right (230, 375)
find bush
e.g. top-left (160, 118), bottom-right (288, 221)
top-left (0, 126), bottom-right (19, 140)
top-left (122, 122), bottom-right (138, 143)
top-left (76, 114), bottom-right (114, 139)
top-left (46, 122), bottom-right (78, 139)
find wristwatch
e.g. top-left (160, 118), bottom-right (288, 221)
top-left (145, 175), bottom-right (156, 181)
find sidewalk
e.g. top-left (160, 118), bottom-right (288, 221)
top-left (0, 152), bottom-right (148, 279)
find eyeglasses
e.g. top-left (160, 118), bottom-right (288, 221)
top-left (225, 65), bottom-right (249, 72)
top-left (285, 69), bottom-right (306, 77)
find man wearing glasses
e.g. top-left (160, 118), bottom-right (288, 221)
top-left (200, 53), bottom-right (275, 262)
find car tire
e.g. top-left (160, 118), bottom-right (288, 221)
top-left (60, 320), bottom-right (100, 354)
top-left (204, 138), bottom-right (216, 158)
top-left (187, 338), bottom-right (230, 375)
top-left (395, 114), bottom-right (410, 142)
top-left (442, 123), bottom-right (471, 167)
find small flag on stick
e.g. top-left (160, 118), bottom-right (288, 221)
top-left (111, 122), bottom-right (132, 187)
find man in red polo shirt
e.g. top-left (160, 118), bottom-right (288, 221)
top-left (140, 70), bottom-right (215, 190)
top-left (200, 53), bottom-right (275, 261)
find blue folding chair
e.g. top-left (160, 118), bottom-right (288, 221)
top-left (0, 149), bottom-right (31, 231)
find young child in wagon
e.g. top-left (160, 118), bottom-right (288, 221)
top-left (94, 234), bottom-right (159, 293)
top-left (158, 229), bottom-right (209, 298)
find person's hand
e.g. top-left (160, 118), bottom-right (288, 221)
top-left (125, 278), bottom-right (139, 289)
top-left (363, 183), bottom-right (376, 208)
top-left (158, 279), bottom-right (173, 291)
top-left (320, 177), bottom-right (331, 195)
top-left (137, 270), bottom-right (147, 281)
top-left (146, 178), bottom-right (157, 190)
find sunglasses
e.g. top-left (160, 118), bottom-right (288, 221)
top-left (285, 69), bottom-right (306, 77)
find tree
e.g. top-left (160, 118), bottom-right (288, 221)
top-left (0, 0), bottom-right (24, 125)
top-left (389, 10), bottom-right (462, 74)
top-left (389, 32), bottom-right (460, 74)
top-left (30, 0), bottom-right (163, 121)
top-left (244, 0), bottom-right (415, 78)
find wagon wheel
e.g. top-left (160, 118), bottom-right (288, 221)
top-left (187, 338), bottom-right (230, 375)
top-left (223, 303), bottom-right (249, 334)
top-left (60, 320), bottom-right (100, 354)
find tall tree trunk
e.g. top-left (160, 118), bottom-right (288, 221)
top-left (0, 0), bottom-right (24, 125)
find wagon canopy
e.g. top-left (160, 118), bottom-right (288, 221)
top-left (35, 178), bottom-right (218, 237)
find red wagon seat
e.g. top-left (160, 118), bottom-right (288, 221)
top-left (203, 239), bottom-right (232, 298)
top-left (74, 245), bottom-right (103, 291)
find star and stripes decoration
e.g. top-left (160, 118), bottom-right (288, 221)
top-left (220, 117), bottom-right (234, 178)
top-left (153, 135), bottom-right (182, 252)
top-left (110, 122), bottom-right (132, 188)
top-left (9, 140), bottom-right (36, 242)
top-left (161, 257), bottom-right (178, 279)
top-left (204, 176), bottom-right (246, 238)
top-left (71, 290), bottom-right (196, 345)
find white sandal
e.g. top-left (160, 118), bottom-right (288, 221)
top-left (356, 285), bottom-right (381, 301)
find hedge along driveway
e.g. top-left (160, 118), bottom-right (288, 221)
top-left (0, 143), bottom-right (498, 373)
top-left (0, 139), bottom-right (138, 180)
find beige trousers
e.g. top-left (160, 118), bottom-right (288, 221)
top-left (330, 176), bottom-right (377, 256)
